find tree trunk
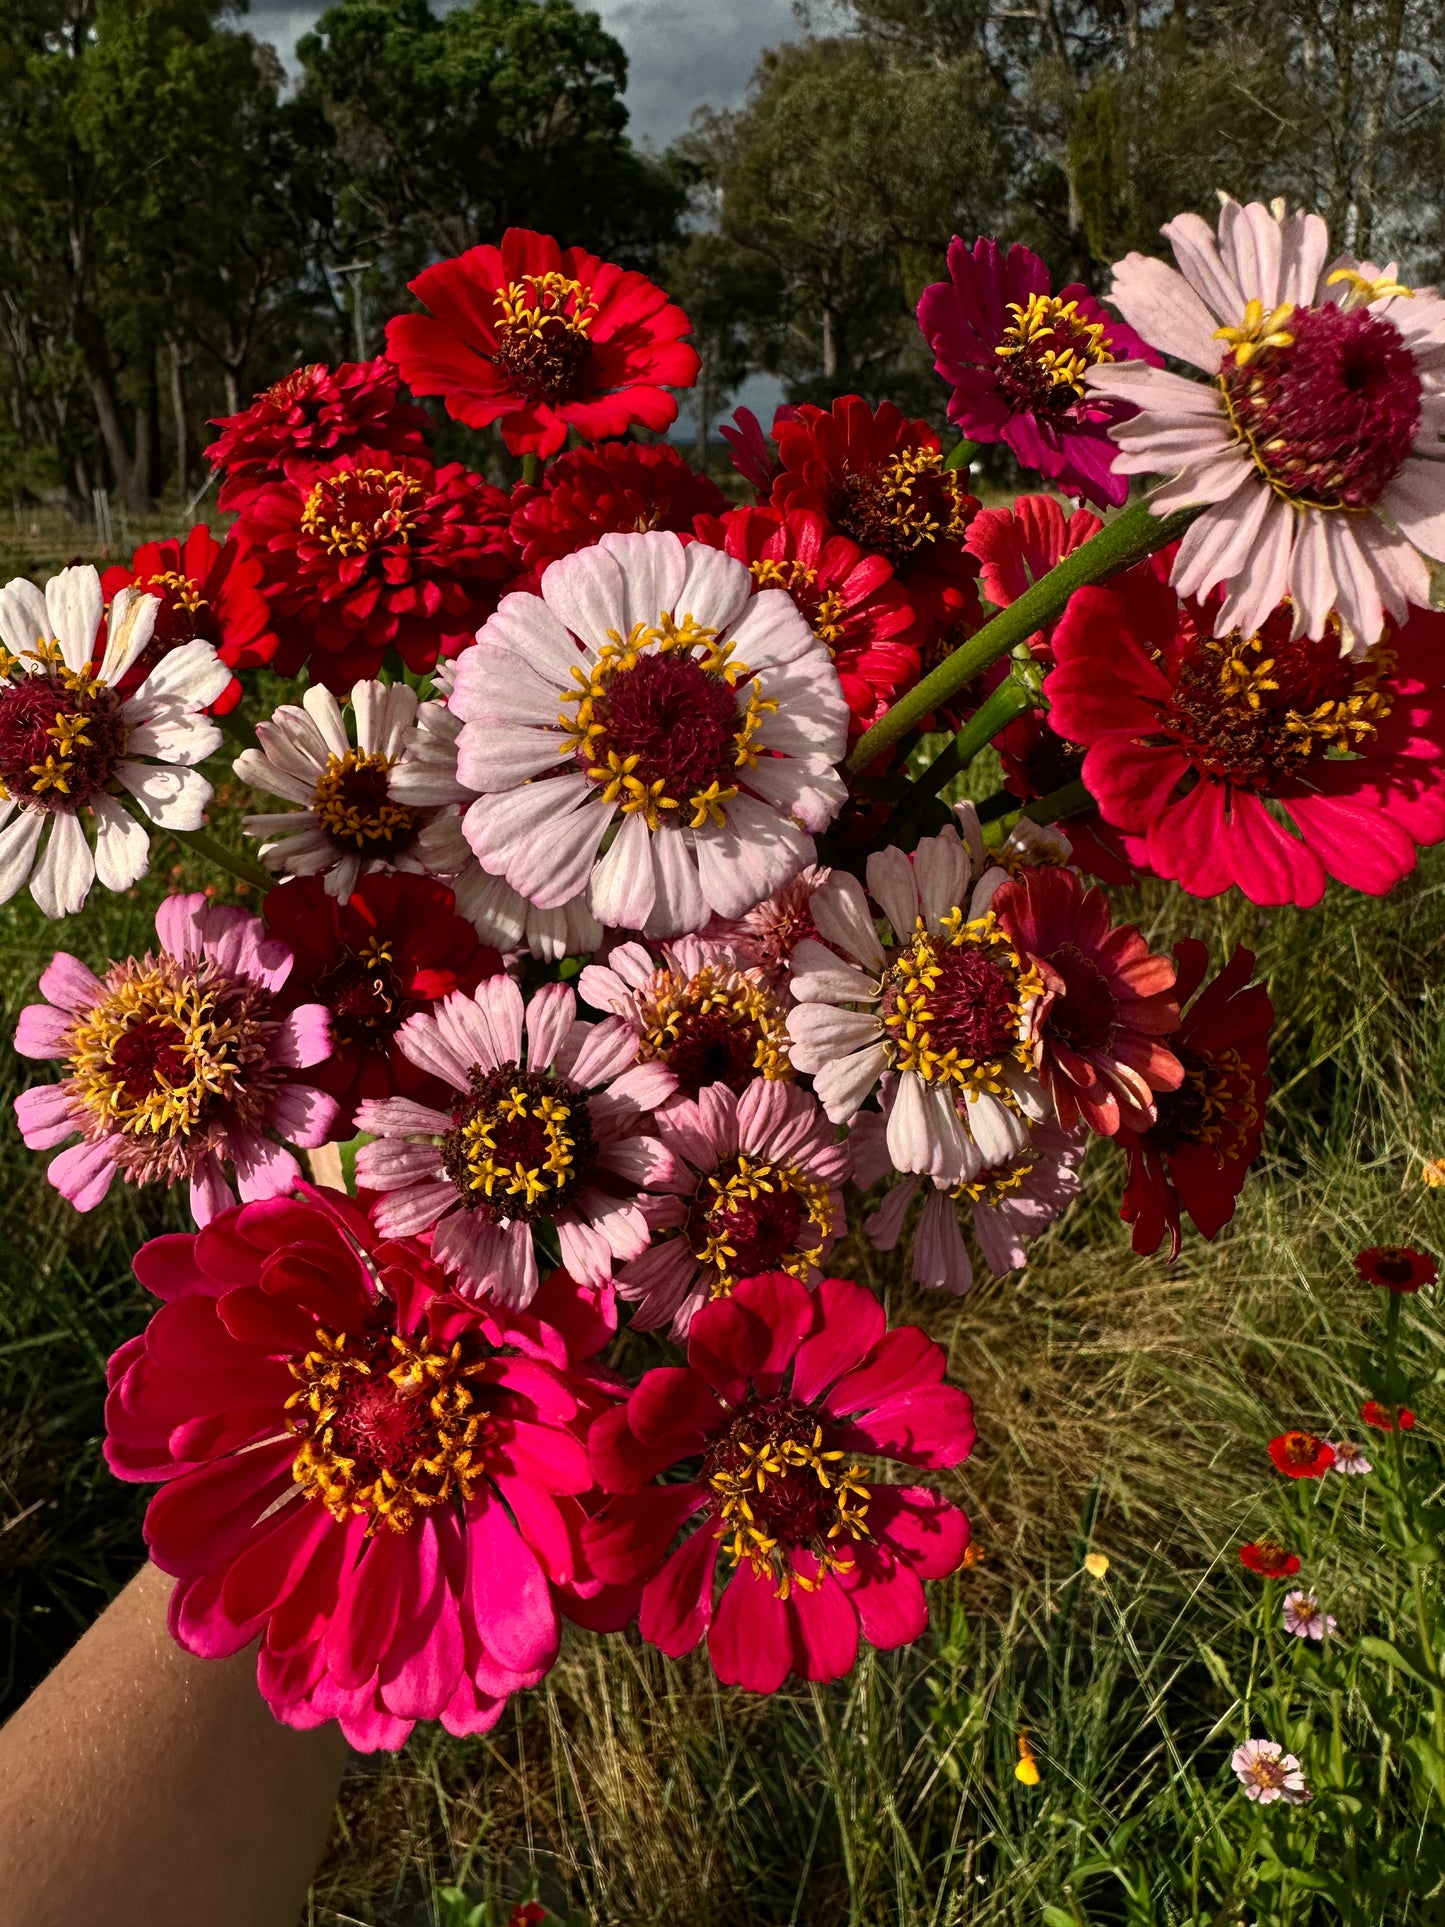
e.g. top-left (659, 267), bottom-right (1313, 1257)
top-left (223, 368), bottom-right (241, 416)
top-left (168, 337), bottom-right (189, 498)
top-left (822, 306), bottom-right (838, 380)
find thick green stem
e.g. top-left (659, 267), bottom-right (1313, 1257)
top-left (877, 676), bottom-right (1033, 845)
top-left (944, 437), bottom-right (979, 470)
top-left (981, 778), bottom-right (1092, 848)
top-left (847, 498), bottom-right (1203, 774)
top-left (521, 453), bottom-right (543, 486)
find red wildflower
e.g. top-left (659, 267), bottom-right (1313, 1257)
top-left (508, 442), bottom-right (724, 592)
top-left (101, 524), bottom-right (276, 716)
top-left (1116, 941), bottom-right (1272, 1260)
top-left (205, 357), bottom-right (430, 513)
top-left (965, 496), bottom-right (1103, 660)
top-left (234, 450), bottom-right (515, 687)
top-left (385, 227), bottom-right (700, 457)
top-left (264, 873), bottom-right (503, 1136)
top-left (509, 1908), bottom-right (547, 1927)
top-left (1355, 1245), bottom-right (1438, 1293)
top-left (1240, 1538), bottom-right (1302, 1579)
top-left (992, 864), bottom-right (1182, 1136)
top-left (1362, 1401), bottom-right (1416, 1432)
top-left (583, 1271), bottom-right (975, 1693)
top-left (1045, 564), bottom-right (1445, 908)
top-left (693, 505), bottom-right (919, 739)
top-left (1268, 1431), bottom-right (1336, 1479)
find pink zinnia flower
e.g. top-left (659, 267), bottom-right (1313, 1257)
top-left (14, 892), bottom-right (336, 1224)
top-left (354, 975), bottom-right (674, 1307)
top-left (702, 863), bottom-right (833, 992)
top-left (1232, 1738), bottom-right (1310, 1804)
top-left (1331, 1440), bottom-right (1372, 1476)
top-left (583, 1270), bottom-right (975, 1692)
top-left (616, 1080), bottom-right (850, 1337)
top-left (1282, 1589), bottom-right (1338, 1640)
top-left (1090, 196), bottom-right (1445, 647)
top-left (104, 1189), bottom-right (619, 1751)
top-left (917, 237), bottom-right (1158, 507)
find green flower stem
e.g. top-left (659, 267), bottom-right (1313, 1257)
top-left (981, 777), bottom-right (1092, 848)
top-left (944, 437), bottom-right (979, 470)
top-left (114, 791), bottom-right (274, 893)
top-left (846, 497), bottom-right (1203, 776)
top-left (521, 453), bottom-right (543, 486)
top-left (875, 676), bottom-right (1033, 846)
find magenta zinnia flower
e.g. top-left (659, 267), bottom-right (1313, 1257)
top-left (14, 892), bottom-right (336, 1223)
top-left (917, 237), bottom-right (1159, 508)
top-left (584, 1270), bottom-right (975, 1692)
top-left (104, 1190), bottom-right (619, 1750)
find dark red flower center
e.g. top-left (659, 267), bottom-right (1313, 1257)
top-left (1041, 942), bottom-right (1119, 1054)
top-left (1144, 1043), bottom-right (1258, 1160)
top-left (301, 466), bottom-right (424, 559)
top-left (703, 1394), bottom-right (870, 1592)
top-left (317, 942), bottom-right (405, 1048)
top-left (684, 1152), bottom-right (831, 1294)
top-left (1245, 1537), bottom-right (1295, 1576)
top-left (310, 749), bottom-right (420, 857)
top-left (1278, 1429), bottom-right (1326, 1469)
top-left (635, 964), bottom-right (790, 1099)
top-left (107, 1019), bottom-right (193, 1099)
top-left (827, 450), bottom-right (973, 569)
top-left (993, 292), bottom-right (1115, 417)
top-left (881, 915), bottom-right (1037, 1091)
top-left (1219, 302), bottom-right (1420, 510)
top-left (668, 1009), bottom-right (766, 1097)
top-left (0, 671), bottom-right (127, 811)
top-left (442, 1061), bottom-right (596, 1223)
top-left (491, 272), bottom-right (598, 404)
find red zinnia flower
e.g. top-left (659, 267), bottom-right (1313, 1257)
top-left (965, 496), bottom-right (1103, 659)
top-left (693, 505), bottom-right (920, 739)
top-left (101, 524), bottom-right (276, 716)
top-left (104, 1189), bottom-right (621, 1751)
top-left (385, 228), bottom-right (700, 457)
top-left (720, 403), bottom-right (795, 494)
top-left (508, 442), bottom-right (724, 592)
top-left (205, 357), bottom-right (431, 513)
top-left (1045, 563), bottom-right (1445, 908)
top-left (1362, 1401), bottom-right (1416, 1432)
top-left (583, 1271), bottom-right (975, 1693)
top-left (1355, 1245), bottom-right (1438, 1293)
top-left (1116, 940), bottom-right (1272, 1260)
top-left (1268, 1431), bottom-right (1336, 1478)
top-left (992, 864), bottom-right (1182, 1136)
top-left (234, 450), bottom-right (515, 687)
top-left (264, 873), bottom-right (503, 1136)
top-left (1240, 1538), bottom-right (1301, 1578)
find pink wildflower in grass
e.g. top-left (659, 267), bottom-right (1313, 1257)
top-left (1282, 1589), bottom-right (1338, 1640)
top-left (1330, 1439), bottom-right (1372, 1476)
top-left (1232, 1737), bottom-right (1311, 1804)
top-left (583, 1270), bottom-right (975, 1693)
top-left (14, 892), bottom-right (336, 1224)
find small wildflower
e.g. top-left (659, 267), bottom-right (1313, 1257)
top-left (1084, 1552), bottom-right (1110, 1580)
top-left (1268, 1431), bottom-right (1336, 1479)
top-left (1421, 1159), bottom-right (1445, 1189)
top-left (1282, 1590), bottom-right (1338, 1641)
top-left (1355, 1244), bottom-right (1438, 1293)
top-left (962, 1542), bottom-right (987, 1569)
top-left (1240, 1538), bottom-right (1301, 1579)
top-left (1362, 1401), bottom-right (1416, 1432)
top-left (1331, 1439), bottom-right (1372, 1476)
top-left (1231, 1737), bottom-right (1310, 1804)
top-left (1015, 1731), bottom-right (1041, 1786)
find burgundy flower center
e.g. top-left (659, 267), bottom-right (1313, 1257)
top-left (684, 1153), bottom-right (832, 1296)
top-left (703, 1394), bottom-right (870, 1595)
top-left (1279, 1429), bottom-right (1325, 1469)
top-left (828, 449), bottom-right (972, 569)
top-left (1144, 1043), bottom-right (1258, 1159)
top-left (442, 1061), bottom-right (596, 1223)
top-left (310, 749), bottom-right (420, 856)
top-left (107, 1019), bottom-right (193, 1099)
top-left (0, 670), bottom-right (126, 811)
top-left (749, 557), bottom-right (847, 653)
top-left (993, 292), bottom-right (1115, 416)
top-left (1041, 942), bottom-right (1119, 1054)
top-left (1241, 1753), bottom-right (1289, 1794)
top-left (491, 272), bottom-right (598, 404)
top-left (301, 466), bottom-right (424, 558)
top-left (1371, 1246), bottom-right (1419, 1286)
top-left (636, 965), bottom-right (791, 1098)
top-left (1219, 302), bottom-right (1420, 511)
top-left (881, 912), bottom-right (1039, 1091)
top-left (1250, 1538), bottom-right (1292, 1575)
top-left (317, 940), bottom-right (404, 1048)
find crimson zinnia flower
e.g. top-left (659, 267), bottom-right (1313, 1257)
top-left (1116, 940), bottom-right (1272, 1259)
top-left (992, 864), bottom-right (1182, 1136)
top-left (234, 450), bottom-right (515, 687)
top-left (205, 357), bottom-right (431, 512)
top-left (385, 227), bottom-right (700, 457)
top-left (1268, 1431), bottom-right (1336, 1478)
top-left (507, 441), bottom-right (724, 592)
top-left (1355, 1245), bottom-right (1438, 1293)
top-left (1362, 1401), bottom-right (1416, 1432)
top-left (101, 524), bottom-right (276, 715)
top-left (264, 873), bottom-right (503, 1136)
top-left (105, 1190), bottom-right (621, 1751)
top-left (583, 1271), bottom-right (975, 1693)
top-left (1045, 563), bottom-right (1445, 908)
top-left (1240, 1538), bottom-right (1301, 1578)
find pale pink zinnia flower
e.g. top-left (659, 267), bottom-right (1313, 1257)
top-left (1331, 1438), bottom-right (1372, 1475)
top-left (1231, 1737), bottom-right (1310, 1803)
top-left (448, 530), bottom-right (850, 939)
top-left (354, 975), bottom-right (674, 1306)
top-left (13, 892), bottom-right (337, 1223)
top-left (1282, 1590), bottom-right (1338, 1641)
top-left (702, 863), bottom-right (833, 993)
top-left (1090, 195), bottom-right (1445, 649)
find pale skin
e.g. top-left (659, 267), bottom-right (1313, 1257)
top-left (0, 1561), bottom-right (347, 1927)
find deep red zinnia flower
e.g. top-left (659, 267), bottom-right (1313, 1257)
top-left (1354, 1245), bottom-right (1438, 1293)
top-left (104, 1188), bottom-right (623, 1751)
top-left (1240, 1538), bottom-right (1301, 1578)
top-left (507, 442), bottom-right (725, 592)
top-left (1045, 562), bottom-right (1445, 908)
top-left (1268, 1431), bottom-right (1336, 1478)
top-left (693, 505), bottom-right (920, 739)
top-left (1116, 940), bottom-right (1272, 1260)
top-left (992, 864), bottom-right (1182, 1136)
top-left (233, 449), bottom-right (515, 687)
top-left (1362, 1401), bottom-right (1416, 1432)
top-left (582, 1271), bottom-right (975, 1693)
top-left (385, 228), bottom-right (700, 458)
top-left (205, 357), bottom-right (431, 513)
top-left (101, 524), bottom-right (276, 716)
top-left (264, 873), bottom-right (503, 1135)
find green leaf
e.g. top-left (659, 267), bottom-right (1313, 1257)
top-left (1357, 1633), bottom-right (1440, 1690)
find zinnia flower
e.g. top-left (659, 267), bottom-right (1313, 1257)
top-left (235, 679), bottom-right (435, 902)
top-left (0, 566), bottom-right (229, 918)
top-left (1116, 941), bottom-right (1272, 1260)
top-left (965, 495), bottom-right (1104, 629)
top-left (101, 524), bottom-right (276, 715)
top-left (917, 237), bottom-right (1159, 507)
top-left (508, 442), bottom-right (724, 591)
top-left (786, 821), bottom-right (1049, 1184)
top-left (1045, 565), bottom-right (1445, 907)
top-left (354, 975), bottom-right (674, 1307)
top-left (1239, 1537), bottom-right (1301, 1578)
top-left (1282, 1589), bottom-right (1337, 1640)
top-left (1362, 1401), bottom-right (1415, 1431)
top-left (1232, 1738), bottom-right (1310, 1804)
top-left (583, 1270), bottom-right (975, 1692)
top-left (384, 228), bottom-right (700, 457)
top-left (1355, 1244), bottom-right (1438, 1292)
top-left (14, 892), bottom-right (336, 1222)
top-left (104, 1190), bottom-right (618, 1751)
top-left (702, 864), bottom-right (833, 991)
top-left (1090, 196), bottom-right (1445, 647)
top-left (991, 863), bottom-right (1182, 1136)
top-left (448, 531), bottom-right (849, 939)
top-left (263, 873), bottom-right (502, 1136)
top-left (615, 1081), bottom-right (849, 1337)
top-left (1268, 1431), bottom-right (1335, 1478)
top-left (205, 356), bottom-right (431, 512)
top-left (1331, 1439), bottom-right (1372, 1475)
